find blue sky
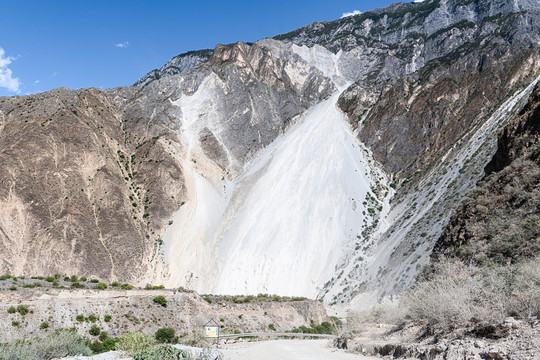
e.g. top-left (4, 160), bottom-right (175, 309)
top-left (0, 0), bottom-right (398, 97)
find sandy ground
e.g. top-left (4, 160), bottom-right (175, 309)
top-left (220, 339), bottom-right (377, 360)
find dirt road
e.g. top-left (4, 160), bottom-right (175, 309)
top-left (220, 339), bottom-right (376, 360)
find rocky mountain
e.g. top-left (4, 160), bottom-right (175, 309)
top-left (133, 49), bottom-right (213, 88)
top-left (1, 0), bottom-right (539, 312)
top-left (433, 81), bottom-right (540, 265)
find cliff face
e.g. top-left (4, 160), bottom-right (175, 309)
top-left (433, 82), bottom-right (540, 265)
top-left (0, 87), bottom-right (186, 281)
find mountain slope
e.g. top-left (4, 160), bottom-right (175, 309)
top-left (433, 81), bottom-right (540, 265)
top-left (0, 0), bottom-right (539, 307)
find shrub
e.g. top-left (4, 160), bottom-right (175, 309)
top-left (89, 325), bottom-right (101, 336)
top-left (87, 314), bottom-right (98, 323)
top-left (7, 306), bottom-right (16, 314)
top-left (94, 282), bottom-right (108, 290)
top-left (89, 341), bottom-right (104, 354)
top-left (133, 344), bottom-right (189, 360)
top-left (99, 331), bottom-right (109, 342)
top-left (177, 330), bottom-right (209, 348)
top-left (17, 305), bottom-right (30, 315)
top-left (11, 321), bottom-right (19, 327)
top-left (0, 330), bottom-right (92, 359)
top-left (153, 296), bottom-right (167, 307)
top-left (90, 279), bottom-right (100, 283)
top-left (80, 277), bottom-right (87, 282)
top-left (104, 314), bottom-right (112, 322)
top-left (9, 285), bottom-right (17, 291)
top-left (121, 283), bottom-right (133, 290)
top-left (268, 323), bottom-right (276, 331)
top-left (145, 284), bottom-right (165, 290)
top-left (45, 276), bottom-right (55, 282)
top-left (76, 314), bottom-right (85, 322)
top-left (70, 282), bottom-right (84, 289)
top-left (155, 327), bottom-right (176, 343)
top-left (40, 321), bottom-right (49, 329)
top-left (402, 258), bottom-right (540, 332)
top-left (111, 281), bottom-right (121, 287)
top-left (116, 332), bottom-right (156, 356)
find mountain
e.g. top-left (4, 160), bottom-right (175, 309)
top-left (1, 0), bottom-right (539, 311)
top-left (433, 81), bottom-right (540, 265)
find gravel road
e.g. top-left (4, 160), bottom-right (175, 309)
top-left (220, 339), bottom-right (376, 360)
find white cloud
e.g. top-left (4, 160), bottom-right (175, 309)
top-left (341, 10), bottom-right (362, 18)
top-left (114, 41), bottom-right (129, 48)
top-left (0, 47), bottom-right (21, 93)
top-left (34, 80), bottom-right (40, 84)
top-left (413, 0), bottom-right (427, 2)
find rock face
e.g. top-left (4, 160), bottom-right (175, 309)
top-left (134, 49), bottom-right (213, 88)
top-left (1, 0), bottom-right (540, 306)
top-left (0, 87), bottom-right (186, 282)
top-left (433, 82), bottom-right (540, 265)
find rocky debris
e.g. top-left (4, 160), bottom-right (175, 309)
top-left (349, 318), bottom-right (540, 360)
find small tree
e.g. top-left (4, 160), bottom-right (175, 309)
top-left (153, 295), bottom-right (167, 307)
top-left (155, 327), bottom-right (176, 343)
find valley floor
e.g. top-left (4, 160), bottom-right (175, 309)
top-left (220, 339), bottom-right (377, 360)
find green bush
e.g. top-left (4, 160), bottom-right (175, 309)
top-left (17, 304), bottom-right (30, 315)
top-left (153, 296), bottom-right (167, 307)
top-left (104, 314), bottom-right (112, 322)
top-left (7, 306), bottom-right (16, 314)
top-left (11, 321), bottom-right (19, 327)
top-left (121, 283), bottom-right (133, 290)
top-left (40, 321), bottom-right (49, 329)
top-left (133, 345), bottom-right (190, 360)
top-left (94, 282), bottom-right (108, 290)
top-left (45, 276), bottom-right (55, 282)
top-left (87, 314), bottom-right (98, 323)
top-left (70, 282), bottom-right (84, 289)
top-left (89, 325), bottom-right (101, 336)
top-left (111, 281), bottom-right (121, 287)
top-left (155, 327), bottom-right (176, 343)
top-left (76, 314), bottom-right (85, 322)
top-left (268, 323), bottom-right (276, 331)
top-left (116, 332), bottom-right (156, 356)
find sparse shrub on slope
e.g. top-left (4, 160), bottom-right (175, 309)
top-left (153, 295), bottom-right (167, 307)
